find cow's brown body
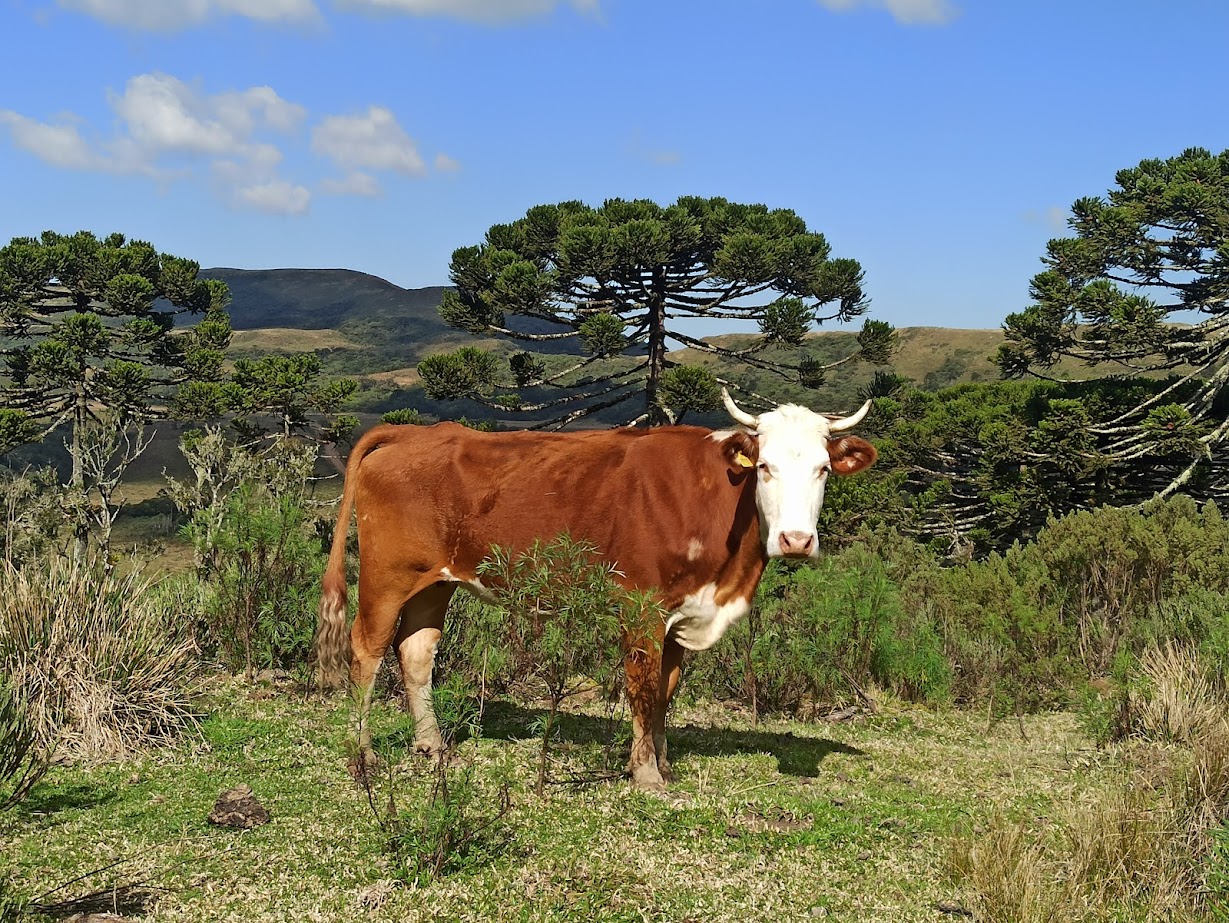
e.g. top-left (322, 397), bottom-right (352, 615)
top-left (315, 420), bottom-right (768, 788)
top-left (315, 408), bottom-right (875, 790)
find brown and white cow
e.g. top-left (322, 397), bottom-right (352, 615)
top-left (313, 389), bottom-right (876, 790)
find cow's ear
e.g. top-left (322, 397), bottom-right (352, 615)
top-left (828, 436), bottom-right (877, 475)
top-left (720, 431), bottom-right (759, 474)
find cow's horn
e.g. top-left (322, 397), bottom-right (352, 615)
top-left (826, 399), bottom-right (872, 433)
top-left (721, 388), bottom-right (759, 428)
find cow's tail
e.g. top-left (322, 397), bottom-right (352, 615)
top-left (312, 428), bottom-right (386, 692)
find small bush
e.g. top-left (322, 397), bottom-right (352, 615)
top-left (476, 534), bottom-right (646, 793)
top-left (374, 676), bottom-right (512, 886)
top-left (0, 555), bottom-right (199, 759)
top-left (201, 485), bottom-right (324, 683)
top-left (0, 467), bottom-right (63, 566)
top-left (0, 677), bottom-right (48, 810)
top-left (688, 552), bottom-right (949, 717)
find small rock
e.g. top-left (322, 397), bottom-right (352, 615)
top-left (826, 705), bottom-right (862, 722)
top-left (857, 849), bottom-right (872, 861)
top-left (934, 899), bottom-right (972, 916)
top-left (207, 784), bottom-right (270, 828)
top-left (878, 817), bottom-right (906, 829)
top-left (809, 906), bottom-right (829, 917)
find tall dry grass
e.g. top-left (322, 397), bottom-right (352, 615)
top-left (0, 555), bottom-right (201, 760)
top-left (948, 643), bottom-right (1229, 923)
top-left (1133, 642), bottom-right (1225, 744)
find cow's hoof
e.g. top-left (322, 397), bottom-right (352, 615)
top-left (630, 763), bottom-right (668, 792)
top-left (412, 737), bottom-right (445, 760)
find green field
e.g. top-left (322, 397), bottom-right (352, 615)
top-left (5, 679), bottom-right (1118, 923)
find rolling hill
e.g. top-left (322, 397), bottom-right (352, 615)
top-left (205, 267), bottom-right (1020, 420)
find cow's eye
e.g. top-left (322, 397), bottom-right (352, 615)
top-left (818, 463), bottom-right (832, 477)
top-left (757, 461), bottom-right (771, 478)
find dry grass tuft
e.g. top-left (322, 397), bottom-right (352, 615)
top-left (1176, 717), bottom-right (1229, 856)
top-left (0, 555), bottom-right (201, 760)
top-left (1134, 642), bottom-right (1225, 744)
top-left (950, 644), bottom-right (1229, 923)
top-left (947, 813), bottom-right (1067, 923)
top-left (1062, 787), bottom-right (1193, 919)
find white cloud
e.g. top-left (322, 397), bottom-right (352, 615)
top-left (235, 178), bottom-right (312, 214)
top-left (337, 0), bottom-right (597, 24)
top-left (0, 111), bottom-right (104, 170)
top-left (312, 106), bottom-right (425, 175)
top-left (817, 0), bottom-right (956, 25)
top-left (2, 73), bottom-right (308, 212)
top-left (321, 171), bottom-right (382, 196)
top-left (433, 152), bottom-right (460, 172)
top-left (2, 73), bottom-right (450, 214)
top-left (109, 73), bottom-right (304, 159)
top-left (57, 0), bottom-right (319, 30)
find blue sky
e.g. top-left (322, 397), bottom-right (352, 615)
top-left (2, 0), bottom-right (1228, 332)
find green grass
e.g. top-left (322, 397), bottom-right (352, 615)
top-left (3, 679), bottom-right (1116, 923)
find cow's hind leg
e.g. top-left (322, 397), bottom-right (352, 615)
top-left (350, 577), bottom-right (432, 772)
top-left (653, 637), bottom-right (685, 783)
top-left (394, 582), bottom-right (455, 757)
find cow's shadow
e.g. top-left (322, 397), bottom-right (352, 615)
top-left (476, 700), bottom-right (864, 779)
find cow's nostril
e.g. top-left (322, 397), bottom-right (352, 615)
top-left (779, 531), bottom-right (815, 556)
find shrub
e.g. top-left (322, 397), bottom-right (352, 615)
top-left (688, 551), bottom-right (950, 717)
top-left (0, 676), bottom-right (48, 810)
top-left (0, 467), bottom-right (62, 566)
top-left (373, 676), bottom-right (512, 886)
top-left (202, 485), bottom-right (324, 683)
top-left (0, 555), bottom-right (199, 759)
top-left (476, 534), bottom-right (646, 793)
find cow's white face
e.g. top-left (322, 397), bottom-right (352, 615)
top-left (753, 405), bottom-right (836, 559)
top-left (719, 392), bottom-right (877, 560)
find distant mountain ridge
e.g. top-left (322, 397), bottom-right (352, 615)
top-left (204, 268), bottom-right (450, 331)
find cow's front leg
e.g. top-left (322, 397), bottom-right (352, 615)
top-left (624, 637), bottom-right (666, 791)
top-left (653, 636), bottom-right (685, 783)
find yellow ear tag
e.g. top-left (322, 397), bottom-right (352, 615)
top-left (735, 452), bottom-right (754, 468)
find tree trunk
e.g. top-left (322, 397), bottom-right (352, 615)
top-left (71, 386), bottom-right (88, 563)
top-left (644, 267), bottom-right (670, 427)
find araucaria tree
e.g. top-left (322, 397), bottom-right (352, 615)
top-left (0, 231), bottom-right (232, 557)
top-left (999, 148), bottom-right (1229, 504)
top-left (419, 197), bottom-right (894, 427)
